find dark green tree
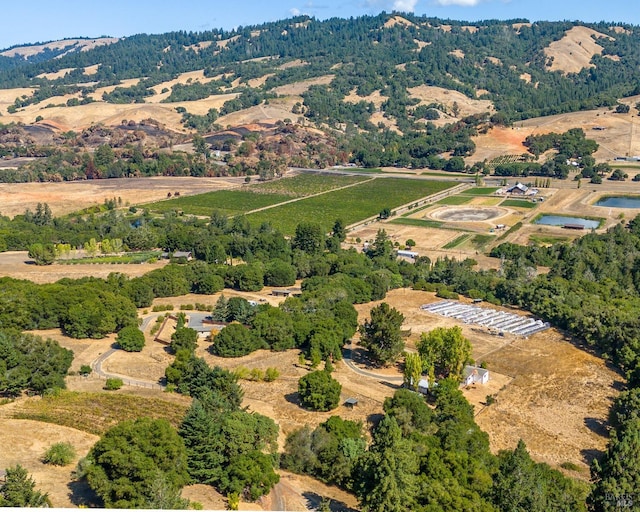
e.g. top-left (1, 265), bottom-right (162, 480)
top-left (170, 327), bottom-right (198, 354)
top-left (589, 418), bottom-right (640, 511)
top-left (210, 323), bottom-right (264, 357)
top-left (28, 243), bottom-right (55, 265)
top-left (85, 418), bottom-right (189, 508)
top-left (116, 325), bottom-right (145, 352)
top-left (0, 465), bottom-right (51, 507)
top-left (417, 326), bottom-right (471, 381)
top-left (298, 370), bottom-right (342, 411)
top-left (355, 416), bottom-right (418, 512)
top-left (359, 302), bottom-right (405, 365)
top-left (293, 222), bottom-right (325, 255)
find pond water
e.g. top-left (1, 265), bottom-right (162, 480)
top-left (595, 196), bottom-right (640, 208)
top-left (535, 215), bottom-right (600, 229)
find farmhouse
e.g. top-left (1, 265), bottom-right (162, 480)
top-left (271, 287), bottom-right (301, 297)
top-left (187, 313), bottom-right (222, 337)
top-left (462, 365), bottom-right (490, 386)
top-left (173, 251), bottom-right (193, 260)
top-left (505, 183), bottom-right (528, 195)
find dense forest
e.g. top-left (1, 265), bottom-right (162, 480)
top-left (1, 14), bottom-right (640, 123)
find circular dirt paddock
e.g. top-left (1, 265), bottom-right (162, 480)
top-left (430, 206), bottom-right (507, 222)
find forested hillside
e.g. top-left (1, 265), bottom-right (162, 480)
top-left (1, 13), bottom-right (640, 122)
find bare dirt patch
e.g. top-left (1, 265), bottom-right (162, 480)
top-left (430, 206), bottom-right (508, 222)
top-left (543, 26), bottom-right (615, 75)
top-left (469, 126), bottom-right (532, 163)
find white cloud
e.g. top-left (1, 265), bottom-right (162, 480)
top-left (393, 0), bottom-right (419, 10)
top-left (290, 7), bottom-right (301, 16)
top-left (434, 0), bottom-right (482, 6)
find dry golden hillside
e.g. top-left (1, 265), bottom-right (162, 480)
top-left (544, 26), bottom-right (615, 74)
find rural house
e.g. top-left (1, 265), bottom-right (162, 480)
top-left (462, 365), bottom-right (490, 386)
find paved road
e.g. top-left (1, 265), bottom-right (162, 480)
top-left (342, 342), bottom-right (404, 385)
top-left (91, 343), bottom-right (165, 390)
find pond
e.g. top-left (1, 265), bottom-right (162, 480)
top-left (534, 215), bottom-right (600, 229)
top-left (595, 196), bottom-right (640, 208)
top-left (430, 206), bottom-right (506, 222)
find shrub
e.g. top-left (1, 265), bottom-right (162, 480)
top-left (249, 368), bottom-right (265, 381)
top-left (104, 378), bottom-right (123, 390)
top-left (79, 365), bottom-right (92, 376)
top-left (43, 442), bottom-right (76, 466)
top-left (298, 370), bottom-right (342, 411)
top-left (116, 326), bottom-right (145, 352)
top-left (264, 368), bottom-right (280, 382)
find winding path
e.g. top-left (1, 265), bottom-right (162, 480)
top-left (342, 342), bottom-right (404, 385)
top-left (90, 316), bottom-right (166, 390)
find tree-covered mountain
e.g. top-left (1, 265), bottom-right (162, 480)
top-left (1, 13), bottom-right (640, 122)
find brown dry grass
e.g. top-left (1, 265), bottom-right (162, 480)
top-left (384, 16), bottom-right (417, 29)
top-left (0, 175), bottom-right (243, 218)
top-left (0, 251), bottom-right (169, 284)
top-left (543, 26), bottom-right (615, 74)
top-left (0, 417), bottom-right (98, 507)
top-left (36, 68), bottom-right (76, 80)
top-left (343, 89), bottom-right (388, 107)
top-left (0, 38), bottom-right (119, 59)
top-left (271, 75), bottom-right (334, 97)
top-left (471, 106), bottom-right (640, 163)
top-left (476, 329), bottom-right (620, 477)
top-left (365, 289), bottom-right (620, 477)
top-left (147, 70), bottom-right (220, 103)
top-left (408, 84), bottom-right (494, 118)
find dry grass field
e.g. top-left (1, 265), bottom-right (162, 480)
top-left (543, 26), bottom-right (613, 75)
top-left (0, 175), bottom-right (243, 218)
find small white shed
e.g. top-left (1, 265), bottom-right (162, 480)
top-left (462, 365), bottom-right (490, 386)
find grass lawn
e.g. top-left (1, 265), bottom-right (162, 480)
top-left (437, 195), bottom-right (474, 205)
top-left (246, 178), bottom-right (456, 234)
top-left (443, 234), bottom-right (471, 249)
top-left (461, 187), bottom-right (499, 196)
top-left (500, 199), bottom-right (537, 209)
top-left (469, 234), bottom-right (495, 249)
top-left (529, 234), bottom-right (570, 245)
top-left (390, 218), bottom-right (444, 228)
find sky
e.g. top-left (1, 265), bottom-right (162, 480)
top-left (1, 0), bottom-right (638, 51)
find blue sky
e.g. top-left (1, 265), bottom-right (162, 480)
top-left (1, 0), bottom-right (637, 51)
